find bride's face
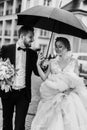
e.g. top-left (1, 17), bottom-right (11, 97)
top-left (55, 41), bottom-right (67, 56)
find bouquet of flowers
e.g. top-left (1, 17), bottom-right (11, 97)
top-left (0, 58), bottom-right (17, 92)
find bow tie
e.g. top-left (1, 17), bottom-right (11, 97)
top-left (17, 47), bottom-right (27, 51)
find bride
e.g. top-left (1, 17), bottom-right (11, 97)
top-left (31, 37), bottom-right (87, 130)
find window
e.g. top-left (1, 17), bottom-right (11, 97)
top-left (0, 21), bottom-right (3, 35)
top-left (16, 0), bottom-right (22, 13)
top-left (6, 0), bottom-right (13, 15)
top-left (78, 56), bottom-right (87, 61)
top-left (14, 19), bottom-right (18, 37)
top-left (40, 29), bottom-right (50, 37)
top-left (43, 0), bottom-right (52, 6)
top-left (0, 2), bottom-right (4, 16)
top-left (40, 30), bottom-right (47, 36)
top-left (5, 20), bottom-right (12, 36)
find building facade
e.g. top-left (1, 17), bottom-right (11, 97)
top-left (0, 0), bottom-right (22, 47)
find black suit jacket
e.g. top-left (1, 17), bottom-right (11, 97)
top-left (0, 44), bottom-right (39, 100)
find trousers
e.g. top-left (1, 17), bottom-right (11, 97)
top-left (1, 88), bottom-right (30, 130)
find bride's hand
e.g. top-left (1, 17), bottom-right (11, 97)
top-left (43, 59), bottom-right (50, 67)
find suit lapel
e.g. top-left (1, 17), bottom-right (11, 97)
top-left (26, 48), bottom-right (30, 68)
top-left (13, 44), bottom-right (16, 67)
top-left (8, 44), bottom-right (16, 66)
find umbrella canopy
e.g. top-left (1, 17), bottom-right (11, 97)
top-left (17, 5), bottom-right (87, 39)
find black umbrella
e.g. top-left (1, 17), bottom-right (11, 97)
top-left (17, 5), bottom-right (87, 39)
top-left (17, 5), bottom-right (87, 58)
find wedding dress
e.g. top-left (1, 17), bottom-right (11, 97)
top-left (31, 55), bottom-right (87, 130)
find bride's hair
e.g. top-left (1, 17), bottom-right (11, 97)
top-left (55, 37), bottom-right (71, 51)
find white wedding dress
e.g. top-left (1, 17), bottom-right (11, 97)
top-left (31, 56), bottom-right (87, 130)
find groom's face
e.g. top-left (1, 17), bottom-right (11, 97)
top-left (23, 31), bottom-right (34, 48)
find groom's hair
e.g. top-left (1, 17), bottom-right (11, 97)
top-left (18, 25), bottom-right (34, 37)
top-left (55, 37), bottom-right (71, 51)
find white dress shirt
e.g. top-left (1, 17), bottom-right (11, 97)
top-left (13, 39), bottom-right (26, 90)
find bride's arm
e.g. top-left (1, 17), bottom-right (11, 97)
top-left (37, 54), bottom-right (51, 81)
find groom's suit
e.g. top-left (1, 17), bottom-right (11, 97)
top-left (0, 43), bottom-right (39, 130)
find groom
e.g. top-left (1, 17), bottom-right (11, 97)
top-left (0, 25), bottom-right (39, 130)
